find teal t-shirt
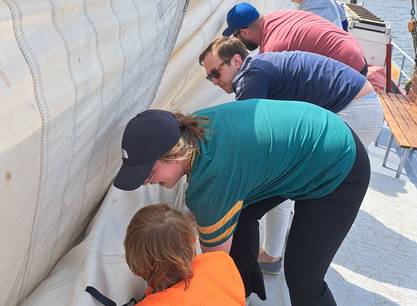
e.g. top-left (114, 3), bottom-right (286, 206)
top-left (186, 99), bottom-right (356, 247)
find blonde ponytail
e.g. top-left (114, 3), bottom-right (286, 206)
top-left (161, 112), bottom-right (209, 161)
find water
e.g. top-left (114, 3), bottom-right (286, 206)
top-left (360, 0), bottom-right (415, 79)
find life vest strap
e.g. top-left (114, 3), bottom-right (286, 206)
top-left (85, 286), bottom-right (137, 306)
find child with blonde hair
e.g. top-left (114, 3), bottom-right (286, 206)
top-left (124, 204), bottom-right (245, 305)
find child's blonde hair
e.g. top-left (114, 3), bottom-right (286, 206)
top-left (124, 204), bottom-right (196, 292)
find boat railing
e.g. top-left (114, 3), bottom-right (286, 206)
top-left (391, 41), bottom-right (414, 87)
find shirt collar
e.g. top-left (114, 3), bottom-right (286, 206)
top-left (232, 55), bottom-right (254, 92)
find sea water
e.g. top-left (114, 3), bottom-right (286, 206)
top-left (361, 0), bottom-right (415, 77)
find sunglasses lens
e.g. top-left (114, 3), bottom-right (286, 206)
top-left (211, 70), bottom-right (221, 79)
top-left (206, 69), bottom-right (221, 81)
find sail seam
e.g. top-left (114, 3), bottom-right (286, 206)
top-left (3, 0), bottom-right (51, 304)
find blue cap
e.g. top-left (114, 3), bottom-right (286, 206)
top-left (113, 110), bottom-right (181, 191)
top-left (223, 2), bottom-right (260, 36)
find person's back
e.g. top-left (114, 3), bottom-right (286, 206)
top-left (260, 10), bottom-right (365, 72)
top-left (234, 51), bottom-right (366, 113)
top-left (138, 251), bottom-right (244, 306)
top-left (187, 99), bottom-right (356, 209)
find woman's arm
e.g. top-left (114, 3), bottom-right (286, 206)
top-left (200, 235), bottom-right (233, 254)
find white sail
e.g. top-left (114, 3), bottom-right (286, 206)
top-left (1, 0), bottom-right (187, 304)
top-left (1, 1), bottom-right (289, 305)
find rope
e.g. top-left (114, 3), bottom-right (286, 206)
top-left (409, 0), bottom-right (417, 78)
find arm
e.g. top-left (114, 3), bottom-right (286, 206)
top-left (193, 200), bottom-right (244, 254)
top-left (200, 235), bottom-right (233, 254)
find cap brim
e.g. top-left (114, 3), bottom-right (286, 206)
top-left (113, 160), bottom-right (155, 191)
top-left (222, 27), bottom-right (235, 37)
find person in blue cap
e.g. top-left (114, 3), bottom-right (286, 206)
top-left (222, 2), bottom-right (367, 75)
top-left (222, 2), bottom-right (260, 51)
top-left (113, 99), bottom-right (371, 306)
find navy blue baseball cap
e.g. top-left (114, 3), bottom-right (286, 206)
top-left (113, 110), bottom-right (181, 191)
top-left (223, 2), bottom-right (260, 36)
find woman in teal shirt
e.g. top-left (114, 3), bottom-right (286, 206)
top-left (114, 99), bottom-right (370, 306)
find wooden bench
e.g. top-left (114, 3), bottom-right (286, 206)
top-left (377, 89), bottom-right (417, 178)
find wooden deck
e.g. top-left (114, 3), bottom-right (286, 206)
top-left (377, 74), bottom-right (417, 178)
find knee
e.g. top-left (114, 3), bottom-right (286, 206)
top-left (284, 269), bottom-right (334, 306)
top-left (284, 263), bottom-right (317, 295)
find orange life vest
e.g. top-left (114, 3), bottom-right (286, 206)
top-left (137, 251), bottom-right (245, 306)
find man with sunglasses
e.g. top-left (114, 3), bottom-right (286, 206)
top-left (199, 36), bottom-right (383, 278)
top-left (222, 2), bottom-right (367, 75)
top-left (199, 36), bottom-right (382, 145)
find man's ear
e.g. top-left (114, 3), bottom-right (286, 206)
top-left (240, 27), bottom-right (250, 38)
top-left (231, 53), bottom-right (244, 68)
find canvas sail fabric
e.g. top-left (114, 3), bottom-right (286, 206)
top-left (0, 1), bottom-right (290, 305)
top-left (0, 1), bottom-right (188, 305)
top-left (153, 0), bottom-right (292, 112)
top-left (21, 182), bottom-right (190, 306)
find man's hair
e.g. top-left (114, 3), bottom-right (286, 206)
top-left (124, 204), bottom-right (195, 292)
top-left (198, 37), bottom-right (249, 65)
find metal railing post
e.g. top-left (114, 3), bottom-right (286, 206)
top-left (382, 134), bottom-right (394, 167)
top-left (398, 55), bottom-right (406, 86)
top-left (396, 149), bottom-right (411, 178)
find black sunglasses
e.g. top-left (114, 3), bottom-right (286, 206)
top-left (205, 59), bottom-right (231, 82)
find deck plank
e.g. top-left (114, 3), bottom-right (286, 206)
top-left (378, 92), bottom-right (411, 148)
top-left (386, 93), bottom-right (417, 148)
